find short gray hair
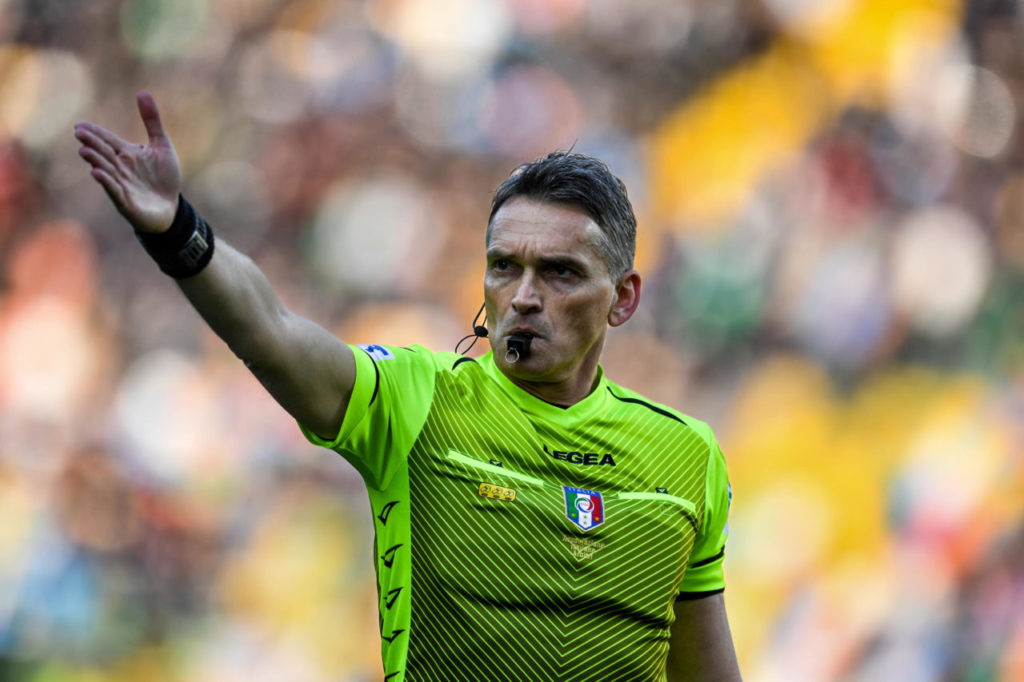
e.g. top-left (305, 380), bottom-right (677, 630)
top-left (487, 151), bottom-right (637, 280)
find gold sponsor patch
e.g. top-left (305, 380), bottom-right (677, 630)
top-left (478, 482), bottom-right (516, 502)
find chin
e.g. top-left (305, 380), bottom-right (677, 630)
top-left (506, 356), bottom-right (564, 384)
top-left (498, 349), bottom-right (538, 370)
top-left (502, 354), bottom-right (541, 372)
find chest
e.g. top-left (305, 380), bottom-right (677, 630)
top-left (407, 380), bottom-right (708, 621)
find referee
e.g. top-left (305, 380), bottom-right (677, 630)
top-left (75, 92), bottom-right (741, 682)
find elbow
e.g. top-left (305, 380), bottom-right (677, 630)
top-left (227, 310), bottom-right (290, 370)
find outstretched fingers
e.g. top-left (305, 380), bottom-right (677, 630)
top-left (78, 141), bottom-right (127, 209)
top-left (75, 121), bottom-right (130, 157)
top-left (75, 127), bottom-right (117, 167)
top-left (136, 91), bottom-right (169, 147)
top-left (75, 124), bottom-right (132, 210)
top-left (90, 166), bottom-right (127, 207)
top-left (78, 143), bottom-right (119, 179)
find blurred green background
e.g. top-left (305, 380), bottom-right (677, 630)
top-left (1, 0), bottom-right (1023, 680)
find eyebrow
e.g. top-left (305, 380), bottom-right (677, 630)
top-left (541, 255), bottom-right (589, 272)
top-left (486, 250), bottom-right (590, 272)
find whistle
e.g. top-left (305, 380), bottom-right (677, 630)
top-left (505, 333), bottom-right (533, 364)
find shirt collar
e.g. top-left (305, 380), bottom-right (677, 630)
top-left (478, 350), bottom-right (610, 424)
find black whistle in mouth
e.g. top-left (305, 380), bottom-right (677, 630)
top-left (505, 333), bottom-right (533, 364)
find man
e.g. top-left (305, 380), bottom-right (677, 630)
top-left (75, 92), bottom-right (741, 681)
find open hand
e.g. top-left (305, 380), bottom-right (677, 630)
top-left (75, 91), bottom-right (182, 234)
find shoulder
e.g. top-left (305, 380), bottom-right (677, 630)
top-left (603, 380), bottom-right (718, 450)
top-left (353, 344), bottom-right (462, 370)
top-left (603, 380), bottom-right (699, 430)
top-left (349, 344), bottom-right (458, 405)
top-left (355, 344), bottom-right (493, 394)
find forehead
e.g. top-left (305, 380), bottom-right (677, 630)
top-left (487, 198), bottom-right (604, 261)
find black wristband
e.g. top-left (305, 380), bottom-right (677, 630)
top-left (135, 195), bottom-right (215, 279)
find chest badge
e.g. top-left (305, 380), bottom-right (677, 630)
top-left (563, 486), bottom-right (604, 531)
top-left (479, 482), bottom-right (516, 502)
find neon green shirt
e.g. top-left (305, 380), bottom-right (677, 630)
top-left (301, 345), bottom-right (731, 681)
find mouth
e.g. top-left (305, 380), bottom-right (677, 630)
top-left (505, 330), bottom-right (535, 363)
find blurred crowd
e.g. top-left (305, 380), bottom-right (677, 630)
top-left (1, 0), bottom-right (1022, 680)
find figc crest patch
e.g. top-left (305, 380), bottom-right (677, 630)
top-left (563, 486), bottom-right (604, 531)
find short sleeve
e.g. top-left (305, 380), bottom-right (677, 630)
top-left (678, 441), bottom-right (731, 597)
top-left (299, 344), bottom-right (437, 490)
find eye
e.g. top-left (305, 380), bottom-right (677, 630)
top-left (548, 263), bottom-right (577, 278)
top-left (491, 258), bottom-right (511, 271)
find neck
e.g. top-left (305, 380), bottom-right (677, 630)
top-left (499, 350), bottom-right (603, 407)
top-left (507, 369), bottom-right (601, 407)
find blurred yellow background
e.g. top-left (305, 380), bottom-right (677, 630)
top-left (1, 0), bottom-right (1022, 680)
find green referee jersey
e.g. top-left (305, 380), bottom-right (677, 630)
top-left (301, 344), bottom-right (731, 682)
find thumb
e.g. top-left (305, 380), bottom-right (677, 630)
top-left (136, 90), bottom-right (170, 147)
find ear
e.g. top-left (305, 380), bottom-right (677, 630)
top-left (608, 270), bottom-right (641, 327)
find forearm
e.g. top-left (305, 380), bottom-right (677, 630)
top-left (175, 238), bottom-right (288, 363)
top-left (168, 236), bottom-right (354, 437)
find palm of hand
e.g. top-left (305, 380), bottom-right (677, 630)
top-left (75, 91), bottom-right (182, 234)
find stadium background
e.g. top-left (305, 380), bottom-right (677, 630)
top-left (1, 0), bottom-right (1023, 679)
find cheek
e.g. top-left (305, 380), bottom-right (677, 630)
top-left (484, 272), bottom-right (517, 294)
top-left (483, 281), bottom-right (514, 325)
top-left (483, 278), bottom-right (503, 305)
top-left (559, 294), bottom-right (612, 335)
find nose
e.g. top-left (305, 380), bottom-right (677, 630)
top-left (510, 272), bottom-right (542, 314)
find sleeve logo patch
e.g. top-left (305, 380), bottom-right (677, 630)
top-left (358, 344), bottom-right (395, 361)
top-left (478, 482), bottom-right (516, 502)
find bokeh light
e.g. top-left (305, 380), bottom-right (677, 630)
top-left (237, 30), bottom-right (319, 124)
top-left (0, 46), bottom-right (93, 148)
top-left (890, 205), bottom-right (991, 338)
top-left (505, 0), bottom-right (587, 36)
top-left (113, 350), bottom-right (222, 486)
top-left (481, 65), bottom-right (584, 158)
top-left (120, 0), bottom-right (211, 61)
top-left (369, 0), bottom-right (511, 82)
top-left (308, 176), bottom-right (446, 295)
top-left (934, 63), bottom-right (1018, 158)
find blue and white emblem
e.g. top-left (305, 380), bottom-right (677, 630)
top-left (563, 486), bottom-right (604, 531)
top-left (358, 344), bottom-right (395, 361)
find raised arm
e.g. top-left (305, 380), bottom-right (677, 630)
top-left (75, 91), bottom-right (355, 439)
